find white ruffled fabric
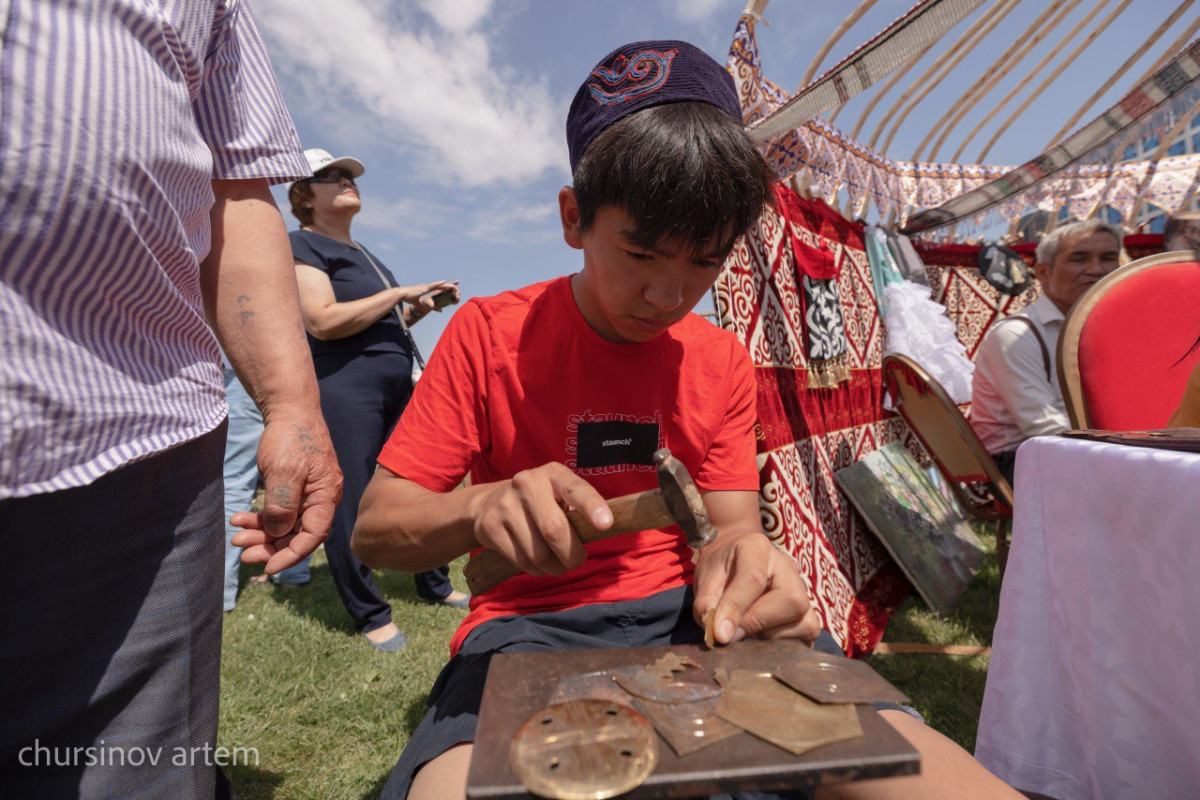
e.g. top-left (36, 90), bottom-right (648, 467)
top-left (883, 281), bottom-right (974, 404)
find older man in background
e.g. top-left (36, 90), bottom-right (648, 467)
top-left (971, 220), bottom-right (1124, 486)
top-left (0, 2), bottom-right (340, 798)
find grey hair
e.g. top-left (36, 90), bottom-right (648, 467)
top-left (1036, 219), bottom-right (1124, 265)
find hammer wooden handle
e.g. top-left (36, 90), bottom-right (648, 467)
top-left (463, 490), bottom-right (673, 596)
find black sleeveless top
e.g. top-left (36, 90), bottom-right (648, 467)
top-left (290, 229), bottom-right (413, 358)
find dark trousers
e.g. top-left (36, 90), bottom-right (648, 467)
top-left (0, 426), bottom-right (227, 799)
top-left (315, 351), bottom-right (451, 634)
top-left (993, 449), bottom-right (1018, 490)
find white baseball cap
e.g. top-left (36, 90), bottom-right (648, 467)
top-left (302, 148), bottom-right (365, 178)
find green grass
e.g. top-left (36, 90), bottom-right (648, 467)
top-left (219, 552), bottom-right (468, 798)
top-left (866, 526), bottom-right (1001, 752)
top-left (219, 528), bottom-right (1002, 798)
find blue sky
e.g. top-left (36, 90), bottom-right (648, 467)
top-left (253, 0), bottom-right (1188, 355)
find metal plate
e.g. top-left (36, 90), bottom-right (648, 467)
top-left (509, 700), bottom-right (658, 800)
top-left (715, 671), bottom-right (863, 756)
top-left (633, 696), bottom-right (742, 757)
top-left (774, 657), bottom-right (910, 705)
top-left (611, 653), bottom-right (723, 704)
top-left (549, 672), bottom-right (631, 706)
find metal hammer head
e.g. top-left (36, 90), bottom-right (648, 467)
top-left (653, 448), bottom-right (717, 548)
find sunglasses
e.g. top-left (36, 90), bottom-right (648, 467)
top-left (309, 168), bottom-right (356, 185)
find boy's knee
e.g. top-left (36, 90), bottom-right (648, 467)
top-left (408, 743), bottom-right (472, 800)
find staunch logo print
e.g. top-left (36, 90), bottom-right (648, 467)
top-left (587, 49), bottom-right (678, 106)
top-left (566, 411), bottom-right (663, 475)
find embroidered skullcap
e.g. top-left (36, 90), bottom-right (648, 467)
top-left (566, 40), bottom-right (744, 171)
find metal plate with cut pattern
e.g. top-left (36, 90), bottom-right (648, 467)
top-left (774, 657), bottom-right (910, 705)
top-left (633, 696), bottom-right (742, 757)
top-left (611, 653), bottom-right (723, 704)
top-left (549, 671), bottom-right (631, 706)
top-left (715, 671), bottom-right (863, 756)
top-left (509, 700), bottom-right (658, 800)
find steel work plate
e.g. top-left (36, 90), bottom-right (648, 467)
top-left (467, 639), bottom-right (920, 799)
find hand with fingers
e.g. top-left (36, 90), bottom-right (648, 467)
top-left (691, 532), bottom-right (821, 647)
top-left (405, 280), bottom-right (460, 311)
top-left (472, 462), bottom-right (612, 579)
top-left (230, 410), bottom-right (343, 574)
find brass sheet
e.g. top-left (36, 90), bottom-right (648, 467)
top-left (633, 696), bottom-right (742, 757)
top-left (715, 671), bottom-right (863, 756)
top-left (611, 652), bottom-right (723, 704)
top-left (509, 700), bottom-right (658, 800)
top-left (549, 671), bottom-right (631, 706)
top-left (774, 657), bottom-right (910, 705)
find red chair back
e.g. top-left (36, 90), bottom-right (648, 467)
top-left (1059, 253), bottom-right (1200, 430)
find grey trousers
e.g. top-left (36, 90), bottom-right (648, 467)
top-left (0, 425), bottom-right (227, 799)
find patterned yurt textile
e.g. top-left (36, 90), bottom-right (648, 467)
top-left (715, 188), bottom-right (913, 657)
top-left (916, 234), bottom-right (1165, 360)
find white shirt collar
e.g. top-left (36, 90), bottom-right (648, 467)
top-left (1029, 293), bottom-right (1065, 325)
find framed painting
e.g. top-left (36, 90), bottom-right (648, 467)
top-left (834, 443), bottom-right (984, 613)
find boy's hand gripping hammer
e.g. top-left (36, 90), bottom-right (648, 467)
top-left (462, 448), bottom-right (716, 596)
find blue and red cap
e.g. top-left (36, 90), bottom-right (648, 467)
top-left (566, 40), bottom-right (744, 172)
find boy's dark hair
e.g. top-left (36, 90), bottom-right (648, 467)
top-left (571, 101), bottom-right (775, 258)
top-left (288, 180), bottom-right (315, 226)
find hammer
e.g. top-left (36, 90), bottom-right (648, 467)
top-left (462, 448), bottom-right (717, 595)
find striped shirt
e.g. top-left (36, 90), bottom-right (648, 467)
top-left (0, 0), bottom-right (309, 499)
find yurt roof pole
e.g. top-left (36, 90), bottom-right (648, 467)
top-left (976, 0), bottom-right (1136, 163)
top-left (1047, 0), bottom-right (1197, 147)
top-left (864, 0), bottom-right (1012, 149)
top-left (748, 0), bottom-right (989, 144)
top-left (953, 0), bottom-right (1113, 162)
top-left (917, 0), bottom-right (1083, 163)
top-left (841, 45), bottom-right (923, 133)
top-left (1135, 13), bottom-right (1200, 86)
top-left (872, 0), bottom-right (1024, 155)
top-left (1126, 100), bottom-right (1200, 226)
top-left (799, 0), bottom-right (880, 88)
top-left (743, 0), bottom-right (770, 22)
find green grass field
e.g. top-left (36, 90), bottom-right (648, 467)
top-left (218, 533), bottom-right (1001, 798)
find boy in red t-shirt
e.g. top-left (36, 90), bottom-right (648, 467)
top-left (347, 39), bottom-right (1022, 800)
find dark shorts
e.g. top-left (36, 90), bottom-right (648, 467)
top-left (381, 585), bottom-right (917, 800)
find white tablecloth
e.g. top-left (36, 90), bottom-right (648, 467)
top-left (976, 436), bottom-right (1200, 800)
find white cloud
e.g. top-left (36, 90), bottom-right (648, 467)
top-left (354, 195), bottom-right (454, 240)
top-left (417, 0), bottom-right (492, 33)
top-left (254, 0), bottom-right (566, 188)
top-left (673, 0), bottom-right (728, 23)
top-left (467, 202), bottom-right (559, 244)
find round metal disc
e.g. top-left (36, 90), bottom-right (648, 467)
top-left (509, 699), bottom-right (658, 800)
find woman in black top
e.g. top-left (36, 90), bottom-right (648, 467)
top-left (284, 149), bottom-right (466, 652)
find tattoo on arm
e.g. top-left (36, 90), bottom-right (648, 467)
top-left (236, 294), bottom-right (255, 325)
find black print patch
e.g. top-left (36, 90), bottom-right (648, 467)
top-left (576, 421), bottom-right (659, 469)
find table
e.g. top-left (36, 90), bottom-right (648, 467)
top-left (976, 436), bottom-right (1200, 800)
top-left (466, 639), bottom-right (920, 799)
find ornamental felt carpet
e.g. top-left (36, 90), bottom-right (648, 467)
top-left (715, 189), bottom-right (913, 657)
top-left (913, 234), bottom-right (1167, 360)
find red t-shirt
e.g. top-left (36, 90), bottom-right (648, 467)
top-left (378, 275), bottom-right (759, 655)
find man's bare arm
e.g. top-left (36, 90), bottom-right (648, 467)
top-left (199, 178), bottom-right (342, 573)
